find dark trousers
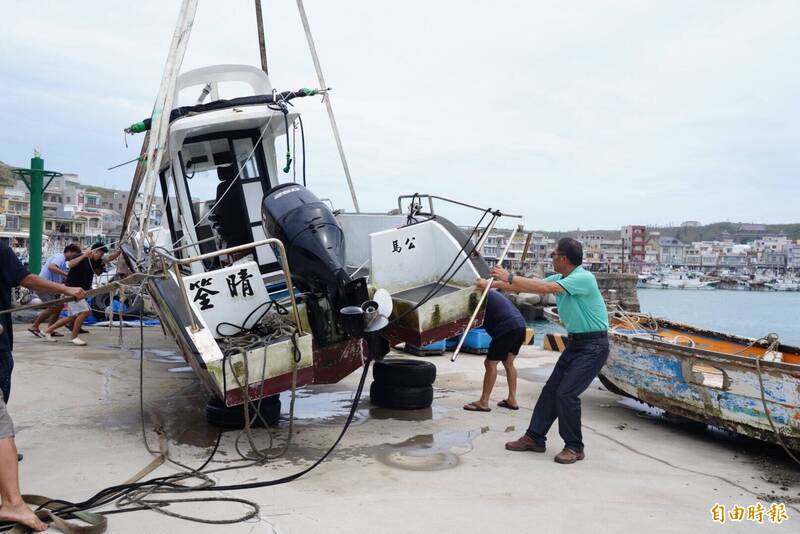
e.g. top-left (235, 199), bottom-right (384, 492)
top-left (526, 336), bottom-right (609, 451)
top-left (0, 350), bottom-right (12, 403)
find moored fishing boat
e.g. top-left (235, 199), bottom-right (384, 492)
top-left (544, 307), bottom-right (800, 450)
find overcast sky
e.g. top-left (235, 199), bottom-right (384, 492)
top-left (1, 1), bottom-right (798, 230)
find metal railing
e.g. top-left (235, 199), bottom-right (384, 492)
top-left (397, 193), bottom-right (523, 219)
top-left (151, 238), bottom-right (303, 336)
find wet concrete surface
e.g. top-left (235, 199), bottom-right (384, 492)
top-left (7, 324), bottom-right (800, 533)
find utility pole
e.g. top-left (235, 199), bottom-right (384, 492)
top-left (12, 150), bottom-right (62, 273)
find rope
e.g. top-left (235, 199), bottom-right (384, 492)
top-left (737, 333), bottom-right (800, 467)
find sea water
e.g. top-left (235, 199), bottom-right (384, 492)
top-left (529, 289), bottom-right (800, 347)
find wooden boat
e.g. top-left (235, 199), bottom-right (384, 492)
top-left (543, 307), bottom-right (800, 450)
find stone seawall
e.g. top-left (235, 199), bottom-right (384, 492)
top-left (594, 273), bottom-right (640, 312)
top-left (503, 272), bottom-right (641, 321)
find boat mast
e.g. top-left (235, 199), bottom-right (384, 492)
top-left (254, 0), bottom-right (269, 74)
top-left (137, 0), bottom-right (199, 251)
top-left (295, 0), bottom-right (361, 213)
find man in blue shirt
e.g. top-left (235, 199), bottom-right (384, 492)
top-left (29, 244), bottom-right (82, 337)
top-left (477, 238), bottom-right (609, 464)
top-left (463, 289), bottom-right (527, 412)
top-left (0, 242), bottom-right (84, 531)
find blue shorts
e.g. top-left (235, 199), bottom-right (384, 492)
top-left (487, 327), bottom-right (526, 361)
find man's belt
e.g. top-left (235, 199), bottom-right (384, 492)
top-left (567, 331), bottom-right (607, 341)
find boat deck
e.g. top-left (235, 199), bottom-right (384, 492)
top-left (392, 282), bottom-right (461, 302)
top-left (612, 318), bottom-right (800, 365)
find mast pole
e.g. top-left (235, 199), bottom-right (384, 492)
top-left (295, 0), bottom-right (360, 212)
top-left (254, 0), bottom-right (269, 74)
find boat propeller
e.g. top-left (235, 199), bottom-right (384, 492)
top-left (339, 288), bottom-right (394, 361)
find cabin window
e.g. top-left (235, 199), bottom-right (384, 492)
top-left (232, 138), bottom-right (259, 180)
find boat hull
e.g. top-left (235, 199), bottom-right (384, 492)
top-left (601, 336), bottom-right (800, 450)
top-left (542, 306), bottom-right (800, 450)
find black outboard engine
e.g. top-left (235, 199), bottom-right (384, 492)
top-left (262, 184), bottom-right (388, 360)
top-left (262, 184), bottom-right (349, 297)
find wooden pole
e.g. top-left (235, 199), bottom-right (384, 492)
top-left (451, 227), bottom-right (518, 363)
top-left (255, 0), bottom-right (269, 74)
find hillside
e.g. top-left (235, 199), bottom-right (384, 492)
top-left (0, 161), bottom-right (17, 187)
top-left (539, 222), bottom-right (800, 242)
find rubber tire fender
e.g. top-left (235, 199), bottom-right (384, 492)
top-left (205, 394), bottom-right (281, 428)
top-left (372, 358), bottom-right (436, 387)
top-left (369, 381), bottom-right (434, 410)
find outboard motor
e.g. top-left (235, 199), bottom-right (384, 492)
top-left (262, 184), bottom-right (389, 360)
top-left (262, 184), bottom-right (349, 297)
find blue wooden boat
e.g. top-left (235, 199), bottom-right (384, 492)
top-left (544, 307), bottom-right (800, 450)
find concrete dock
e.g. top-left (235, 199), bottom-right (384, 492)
top-left (7, 324), bottom-right (799, 533)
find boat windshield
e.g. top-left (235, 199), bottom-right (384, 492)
top-left (169, 131), bottom-right (272, 269)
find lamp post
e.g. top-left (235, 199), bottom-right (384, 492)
top-left (12, 150), bottom-right (62, 273)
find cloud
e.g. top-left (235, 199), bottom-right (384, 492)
top-left (1, 0), bottom-right (798, 229)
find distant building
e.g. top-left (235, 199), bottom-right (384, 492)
top-left (658, 236), bottom-right (687, 266)
top-left (680, 220), bottom-right (701, 227)
top-left (0, 172), bottom-right (163, 251)
top-left (732, 223), bottom-right (769, 243)
top-left (621, 225), bottom-right (646, 273)
top-left (787, 244), bottom-right (800, 270)
top-left (463, 225), bottom-right (554, 274)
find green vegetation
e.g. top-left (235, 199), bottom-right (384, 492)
top-left (0, 161), bottom-right (17, 187)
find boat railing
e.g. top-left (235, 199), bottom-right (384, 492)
top-left (397, 193), bottom-right (523, 219)
top-left (150, 238), bottom-right (303, 337)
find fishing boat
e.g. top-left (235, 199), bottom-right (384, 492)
top-left (544, 307), bottom-right (800, 450)
top-left (640, 269), bottom-right (717, 290)
top-left (115, 2), bottom-right (516, 413)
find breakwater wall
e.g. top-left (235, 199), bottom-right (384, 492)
top-left (505, 272), bottom-right (640, 321)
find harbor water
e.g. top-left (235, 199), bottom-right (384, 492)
top-left (636, 288), bottom-right (800, 346)
top-left (529, 288), bottom-right (800, 347)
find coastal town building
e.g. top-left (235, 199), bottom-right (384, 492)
top-left (621, 225), bottom-right (646, 272)
top-left (0, 170), bottom-right (163, 259)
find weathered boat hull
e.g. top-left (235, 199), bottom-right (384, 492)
top-left (543, 306), bottom-right (800, 450)
top-left (602, 337), bottom-right (800, 450)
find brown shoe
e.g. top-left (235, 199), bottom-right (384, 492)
top-left (554, 447), bottom-right (585, 464)
top-left (505, 434), bottom-right (545, 453)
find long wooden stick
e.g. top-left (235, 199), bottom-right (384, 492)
top-left (0, 274), bottom-right (148, 316)
top-left (451, 227), bottom-right (518, 362)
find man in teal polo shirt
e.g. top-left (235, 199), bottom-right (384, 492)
top-left (476, 237), bottom-right (609, 464)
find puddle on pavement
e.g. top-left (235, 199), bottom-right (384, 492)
top-left (279, 388), bottom-right (369, 426)
top-left (376, 426), bottom-right (515, 471)
top-left (368, 405), bottom-right (446, 421)
top-left (93, 380), bottom-right (218, 449)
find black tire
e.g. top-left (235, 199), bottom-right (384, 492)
top-left (369, 381), bottom-right (433, 410)
top-left (373, 358), bottom-right (436, 387)
top-left (205, 394), bottom-right (281, 428)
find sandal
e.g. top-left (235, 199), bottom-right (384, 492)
top-left (51, 331), bottom-right (65, 337)
top-left (463, 402), bottom-right (491, 412)
top-left (498, 400), bottom-right (519, 410)
top-left (27, 327), bottom-right (42, 338)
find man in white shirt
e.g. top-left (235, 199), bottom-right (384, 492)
top-left (28, 244), bottom-right (82, 337)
